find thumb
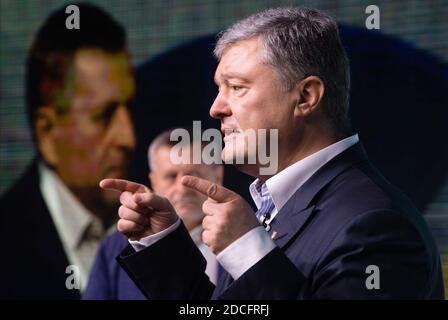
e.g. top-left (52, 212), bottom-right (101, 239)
top-left (181, 175), bottom-right (236, 202)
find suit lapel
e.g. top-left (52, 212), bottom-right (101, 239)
top-left (270, 205), bottom-right (315, 248)
top-left (214, 142), bottom-right (369, 297)
top-left (268, 142), bottom-right (369, 249)
top-left (3, 161), bottom-right (80, 298)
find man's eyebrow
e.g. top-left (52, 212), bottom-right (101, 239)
top-left (96, 98), bottom-right (130, 118)
top-left (102, 97), bottom-right (133, 111)
top-left (214, 72), bottom-right (252, 85)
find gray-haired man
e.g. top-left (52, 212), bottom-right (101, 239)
top-left (101, 7), bottom-right (444, 299)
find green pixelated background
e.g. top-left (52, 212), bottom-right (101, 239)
top-left (1, 0), bottom-right (447, 296)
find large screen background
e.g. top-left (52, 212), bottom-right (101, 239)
top-left (1, 0), bottom-right (447, 295)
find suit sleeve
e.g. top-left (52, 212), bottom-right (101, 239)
top-left (219, 209), bottom-right (441, 299)
top-left (217, 246), bottom-right (308, 299)
top-left (83, 241), bottom-right (112, 300)
top-left (116, 222), bottom-right (215, 299)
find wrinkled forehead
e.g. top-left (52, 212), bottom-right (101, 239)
top-left (214, 37), bottom-right (273, 83)
top-left (219, 37), bottom-right (261, 64)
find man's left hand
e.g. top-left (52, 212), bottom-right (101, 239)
top-left (182, 175), bottom-right (260, 255)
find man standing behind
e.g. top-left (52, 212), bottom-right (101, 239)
top-left (0, 4), bottom-right (135, 299)
top-left (84, 128), bottom-right (223, 299)
top-left (101, 7), bottom-right (444, 299)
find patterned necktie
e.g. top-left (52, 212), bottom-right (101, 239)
top-left (255, 182), bottom-right (275, 231)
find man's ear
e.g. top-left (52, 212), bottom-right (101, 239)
top-left (35, 106), bottom-right (59, 167)
top-left (293, 76), bottom-right (325, 118)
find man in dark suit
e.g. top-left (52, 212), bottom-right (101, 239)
top-left (83, 128), bottom-right (223, 299)
top-left (100, 7), bottom-right (444, 299)
top-left (0, 4), bottom-right (135, 299)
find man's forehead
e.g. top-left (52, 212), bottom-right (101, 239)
top-left (74, 49), bottom-right (131, 83)
top-left (214, 37), bottom-right (265, 81)
top-left (66, 48), bottom-right (134, 111)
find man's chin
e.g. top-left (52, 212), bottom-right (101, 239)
top-left (221, 147), bottom-right (260, 176)
top-left (221, 146), bottom-right (248, 164)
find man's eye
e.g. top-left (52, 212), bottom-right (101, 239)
top-left (231, 85), bottom-right (242, 91)
top-left (92, 112), bottom-right (105, 122)
top-left (92, 104), bottom-right (120, 125)
top-left (92, 112), bottom-right (111, 125)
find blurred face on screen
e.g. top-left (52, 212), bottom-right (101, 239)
top-left (36, 49), bottom-right (136, 216)
top-left (149, 145), bottom-right (223, 231)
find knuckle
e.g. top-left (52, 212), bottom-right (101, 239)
top-left (126, 221), bottom-right (138, 231)
top-left (220, 207), bottom-right (231, 220)
top-left (215, 222), bottom-right (224, 235)
top-left (210, 234), bottom-right (218, 249)
top-left (118, 205), bottom-right (125, 218)
top-left (120, 206), bottom-right (134, 220)
top-left (123, 191), bottom-right (134, 206)
top-left (202, 202), bottom-right (209, 214)
top-left (206, 184), bottom-right (217, 197)
top-left (119, 192), bottom-right (126, 204)
top-left (117, 219), bottom-right (126, 232)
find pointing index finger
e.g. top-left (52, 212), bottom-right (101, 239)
top-left (100, 179), bottom-right (148, 193)
top-left (181, 175), bottom-right (235, 202)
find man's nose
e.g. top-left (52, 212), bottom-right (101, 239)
top-left (107, 106), bottom-right (136, 150)
top-left (209, 92), bottom-right (231, 120)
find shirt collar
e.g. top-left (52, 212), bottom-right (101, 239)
top-left (250, 134), bottom-right (359, 212)
top-left (38, 162), bottom-right (104, 250)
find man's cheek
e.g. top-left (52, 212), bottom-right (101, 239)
top-left (73, 115), bottom-right (106, 140)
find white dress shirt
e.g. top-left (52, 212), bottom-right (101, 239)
top-left (218, 134), bottom-right (359, 280)
top-left (131, 134), bottom-right (359, 282)
top-left (39, 162), bottom-right (112, 292)
top-left (190, 225), bottom-right (219, 285)
top-left (129, 218), bottom-right (219, 284)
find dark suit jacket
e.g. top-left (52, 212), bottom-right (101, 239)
top-left (117, 142), bottom-right (444, 299)
top-left (83, 232), bottom-right (145, 300)
top-left (0, 161), bottom-right (80, 299)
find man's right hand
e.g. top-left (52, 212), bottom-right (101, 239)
top-left (100, 179), bottom-right (178, 241)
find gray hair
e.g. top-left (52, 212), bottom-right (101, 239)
top-left (147, 128), bottom-right (175, 171)
top-left (214, 7), bottom-right (351, 135)
top-left (147, 127), bottom-right (213, 171)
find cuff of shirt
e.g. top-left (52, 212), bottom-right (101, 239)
top-left (129, 217), bottom-right (181, 252)
top-left (217, 226), bottom-right (276, 280)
